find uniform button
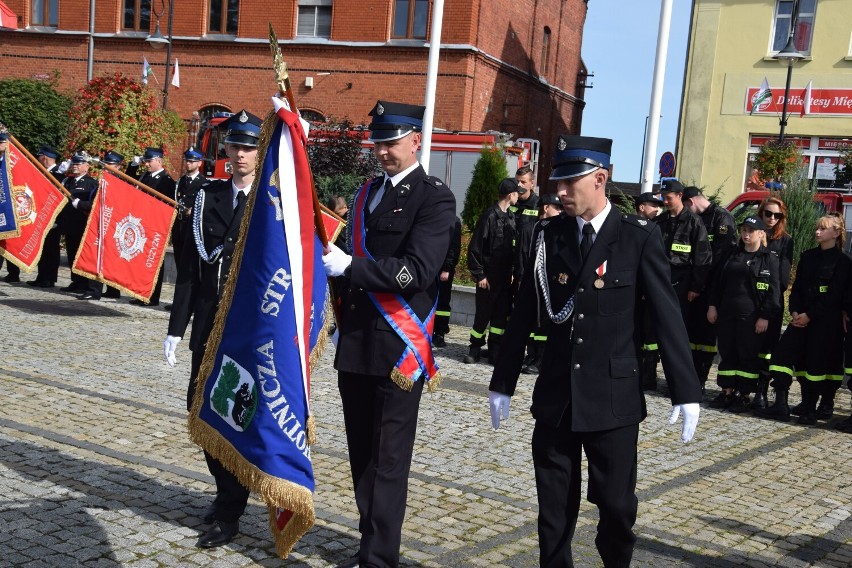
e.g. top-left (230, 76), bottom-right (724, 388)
top-left (614, 279), bottom-right (620, 284)
top-left (227, 237), bottom-right (233, 243)
top-left (578, 287), bottom-right (584, 293)
top-left (350, 304), bottom-right (356, 310)
top-left (577, 313), bottom-right (584, 320)
top-left (576, 338), bottom-right (583, 344)
top-left (225, 256), bottom-right (231, 261)
top-left (573, 363), bottom-right (581, 370)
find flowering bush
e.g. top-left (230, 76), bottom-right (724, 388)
top-left (65, 72), bottom-right (185, 165)
top-left (754, 139), bottom-right (801, 183)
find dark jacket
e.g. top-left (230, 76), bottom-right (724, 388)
top-left (442, 216), bottom-right (462, 273)
top-left (139, 169), bottom-right (176, 201)
top-left (699, 203), bottom-right (737, 273)
top-left (334, 166), bottom-right (456, 377)
top-left (767, 233), bottom-right (794, 292)
top-left (710, 244), bottom-right (782, 320)
top-left (467, 203), bottom-right (516, 282)
top-left (490, 208), bottom-right (702, 432)
top-left (175, 173), bottom-right (207, 220)
top-left (511, 192), bottom-right (540, 280)
top-left (790, 246), bottom-right (852, 321)
top-left (168, 178), bottom-right (247, 351)
top-left (655, 207), bottom-right (712, 292)
top-left (58, 174), bottom-right (99, 232)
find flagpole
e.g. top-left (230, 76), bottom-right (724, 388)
top-left (98, 162), bottom-right (178, 207)
top-left (8, 134), bottom-right (72, 199)
top-left (268, 24), bottom-right (329, 248)
top-left (420, 0), bottom-right (445, 174)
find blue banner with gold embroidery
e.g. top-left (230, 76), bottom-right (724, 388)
top-left (189, 101), bottom-right (329, 558)
top-left (0, 149), bottom-right (21, 240)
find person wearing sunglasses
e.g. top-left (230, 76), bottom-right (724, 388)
top-left (752, 197), bottom-right (793, 410)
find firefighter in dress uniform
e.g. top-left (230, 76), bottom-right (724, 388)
top-left (162, 110), bottom-right (262, 549)
top-left (464, 178), bottom-right (519, 364)
top-left (488, 135), bottom-right (701, 568)
top-left (321, 100), bottom-right (456, 568)
top-left (757, 213), bottom-right (852, 424)
top-left (27, 145), bottom-right (65, 288)
top-left (172, 147), bottom-right (207, 272)
top-left (57, 151), bottom-right (101, 299)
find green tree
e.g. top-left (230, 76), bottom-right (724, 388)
top-left (212, 361), bottom-right (240, 417)
top-left (834, 143), bottom-right (852, 189)
top-left (754, 140), bottom-right (801, 183)
top-left (307, 119), bottom-right (381, 205)
top-left (777, 177), bottom-right (821, 266)
top-left (0, 75), bottom-right (72, 152)
top-left (65, 72), bottom-right (185, 162)
top-left (461, 146), bottom-right (509, 231)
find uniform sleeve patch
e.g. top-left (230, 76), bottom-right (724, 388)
top-left (396, 266), bottom-right (413, 288)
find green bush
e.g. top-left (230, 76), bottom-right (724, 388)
top-left (314, 173), bottom-right (364, 205)
top-left (776, 176), bottom-right (821, 265)
top-left (461, 146), bottom-right (509, 231)
top-left (0, 75), bottom-right (72, 152)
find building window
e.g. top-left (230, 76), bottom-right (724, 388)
top-left (32, 0), bottom-right (58, 26)
top-left (772, 0), bottom-right (817, 55)
top-left (300, 109), bottom-right (327, 123)
top-left (393, 0), bottom-right (428, 39)
top-left (297, 0), bottom-right (332, 38)
top-left (123, 0), bottom-right (151, 32)
top-left (541, 27), bottom-right (551, 76)
top-left (209, 0), bottom-right (239, 35)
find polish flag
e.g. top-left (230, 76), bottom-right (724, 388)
top-left (171, 59), bottom-right (180, 90)
top-left (800, 80), bottom-right (812, 117)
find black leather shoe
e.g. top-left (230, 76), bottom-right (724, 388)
top-left (130, 298), bottom-right (159, 307)
top-left (59, 284), bottom-right (84, 293)
top-left (2, 274), bottom-right (20, 283)
top-left (103, 290), bottom-right (121, 299)
top-left (196, 520), bottom-right (238, 548)
top-left (37, 281), bottom-right (55, 288)
top-left (201, 504), bottom-right (216, 524)
top-left (336, 554), bottom-right (360, 568)
top-left (432, 334), bottom-right (445, 348)
top-left (78, 292), bottom-right (101, 300)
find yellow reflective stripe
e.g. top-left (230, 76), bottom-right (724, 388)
top-left (509, 206), bottom-right (518, 213)
top-left (756, 282), bottom-right (769, 291)
top-left (691, 344), bottom-right (718, 353)
top-left (758, 353), bottom-right (771, 360)
top-left (672, 243), bottom-right (692, 253)
top-left (530, 334), bottom-right (547, 342)
top-left (470, 329), bottom-right (485, 339)
top-left (522, 209), bottom-right (539, 216)
top-left (435, 310), bottom-right (451, 317)
top-left (489, 326), bottom-right (505, 335)
top-left (794, 372), bottom-right (843, 382)
top-left (642, 343), bottom-right (659, 352)
top-left (819, 285), bottom-right (828, 293)
top-left (846, 368), bottom-right (852, 375)
top-left (707, 235), bottom-right (715, 242)
top-left (718, 369), bottom-right (759, 379)
top-left (769, 364), bottom-right (794, 376)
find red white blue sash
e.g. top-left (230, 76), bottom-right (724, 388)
top-left (351, 179), bottom-right (440, 390)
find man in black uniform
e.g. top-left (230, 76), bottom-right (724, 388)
top-left (465, 178), bottom-right (519, 364)
top-left (163, 110), bottom-right (262, 549)
top-left (433, 215), bottom-right (462, 348)
top-left (26, 145), bottom-right (65, 288)
top-left (489, 135), bottom-right (701, 568)
top-left (321, 100), bottom-right (456, 568)
top-left (635, 191), bottom-right (666, 390)
top-left (683, 185), bottom-right (737, 387)
top-left (131, 147), bottom-right (176, 307)
top-left (656, 179), bottom-right (712, 389)
top-left (57, 151), bottom-right (101, 298)
top-left (171, 146), bottom-right (206, 272)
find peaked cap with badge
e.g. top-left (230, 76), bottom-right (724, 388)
top-left (635, 192), bottom-right (664, 207)
top-left (550, 135), bottom-right (612, 180)
top-left (540, 193), bottom-right (562, 207)
top-left (102, 150), bottom-right (124, 165)
top-left (184, 146), bottom-right (203, 161)
top-left (223, 110), bottom-right (263, 147)
top-left (659, 178), bottom-right (685, 193)
top-left (37, 145), bottom-right (60, 160)
top-left (367, 100), bottom-right (425, 142)
top-left (143, 147), bottom-right (164, 161)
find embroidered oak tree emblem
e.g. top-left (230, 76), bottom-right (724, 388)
top-left (211, 360), bottom-right (258, 431)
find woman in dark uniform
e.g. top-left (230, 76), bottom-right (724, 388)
top-left (706, 216), bottom-right (781, 412)
top-left (753, 197), bottom-right (794, 409)
top-left (758, 213), bottom-right (851, 424)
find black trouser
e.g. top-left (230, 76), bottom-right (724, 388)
top-left (0, 257), bottom-right (20, 279)
top-left (35, 226), bottom-right (61, 283)
top-left (532, 415), bottom-right (638, 568)
top-left (189, 349), bottom-right (250, 523)
top-left (469, 266), bottom-right (512, 348)
top-left (769, 315), bottom-right (845, 390)
top-left (339, 371), bottom-right (424, 568)
top-left (688, 292), bottom-right (717, 382)
top-left (64, 225), bottom-right (101, 294)
top-left (716, 315), bottom-right (763, 393)
top-left (434, 268), bottom-right (455, 337)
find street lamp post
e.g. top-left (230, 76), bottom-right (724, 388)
top-left (773, 34), bottom-right (805, 143)
top-left (146, 0), bottom-right (174, 110)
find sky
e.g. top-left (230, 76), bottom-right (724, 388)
top-left (580, 1), bottom-right (692, 183)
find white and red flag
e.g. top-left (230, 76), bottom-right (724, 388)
top-left (801, 80), bottom-right (813, 117)
top-left (73, 171), bottom-right (175, 301)
top-left (0, 139), bottom-right (67, 271)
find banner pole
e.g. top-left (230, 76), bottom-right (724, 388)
top-left (99, 162), bottom-right (178, 207)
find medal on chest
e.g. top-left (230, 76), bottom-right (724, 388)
top-left (594, 260), bottom-right (607, 289)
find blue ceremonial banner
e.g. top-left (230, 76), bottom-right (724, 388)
top-left (189, 100), bottom-right (330, 557)
top-left (0, 147), bottom-right (21, 240)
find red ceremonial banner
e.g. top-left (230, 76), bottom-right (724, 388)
top-left (320, 206), bottom-right (345, 243)
top-left (73, 172), bottom-right (176, 301)
top-left (0, 141), bottom-right (67, 271)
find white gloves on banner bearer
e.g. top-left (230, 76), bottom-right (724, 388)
top-left (163, 335), bottom-right (181, 367)
top-left (323, 242), bottom-right (352, 277)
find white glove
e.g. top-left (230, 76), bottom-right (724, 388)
top-left (72, 198), bottom-right (80, 209)
top-left (322, 242), bottom-right (352, 277)
top-left (488, 391), bottom-right (511, 430)
top-left (132, 155), bottom-right (143, 166)
top-left (668, 403), bottom-right (700, 443)
top-left (163, 335), bottom-right (181, 367)
top-left (331, 327), bottom-right (339, 348)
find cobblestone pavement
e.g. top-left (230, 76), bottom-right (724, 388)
top-left (2, 270), bottom-right (852, 568)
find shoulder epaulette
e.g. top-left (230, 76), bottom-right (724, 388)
top-left (423, 175), bottom-right (447, 189)
top-left (621, 213), bottom-right (656, 231)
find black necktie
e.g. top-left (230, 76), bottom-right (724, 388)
top-left (581, 222), bottom-right (595, 261)
top-left (235, 191), bottom-right (246, 211)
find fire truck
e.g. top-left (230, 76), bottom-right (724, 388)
top-left (194, 114), bottom-right (539, 215)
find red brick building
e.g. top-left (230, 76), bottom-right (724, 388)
top-left (0, 0), bottom-right (589, 181)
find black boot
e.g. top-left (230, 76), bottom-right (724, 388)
top-left (463, 345), bottom-right (481, 364)
top-left (797, 383), bottom-right (818, 425)
top-left (487, 343), bottom-right (501, 365)
top-left (640, 353), bottom-right (658, 391)
top-left (816, 382), bottom-right (840, 420)
top-left (755, 389), bottom-right (790, 421)
top-left (752, 372), bottom-right (769, 410)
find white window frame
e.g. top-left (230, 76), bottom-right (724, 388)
top-left (770, 0), bottom-right (817, 56)
top-left (297, 0), bottom-right (332, 38)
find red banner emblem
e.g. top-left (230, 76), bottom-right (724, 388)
top-left (73, 172), bottom-right (175, 301)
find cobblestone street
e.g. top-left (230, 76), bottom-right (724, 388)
top-left (2, 271), bottom-right (852, 567)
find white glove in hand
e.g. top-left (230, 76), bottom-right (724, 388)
top-left (668, 403), bottom-right (700, 443)
top-left (488, 391), bottom-right (511, 430)
top-left (163, 335), bottom-right (181, 367)
top-left (72, 198), bottom-right (80, 209)
top-left (132, 155), bottom-right (143, 166)
top-left (322, 243), bottom-right (352, 277)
